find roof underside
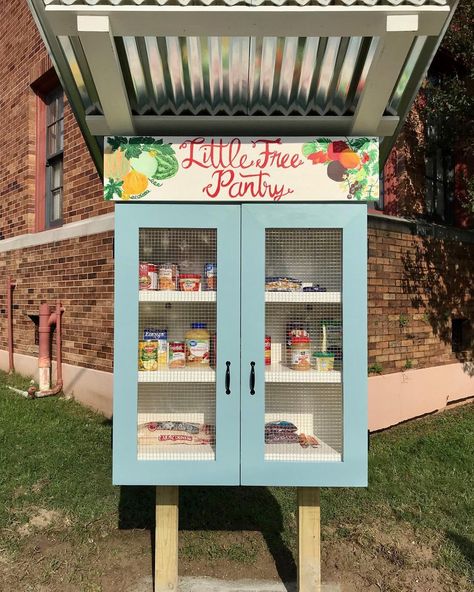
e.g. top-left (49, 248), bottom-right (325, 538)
top-left (28, 0), bottom-right (457, 173)
top-left (45, 0), bottom-right (448, 6)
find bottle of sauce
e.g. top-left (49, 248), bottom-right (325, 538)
top-left (185, 323), bottom-right (210, 366)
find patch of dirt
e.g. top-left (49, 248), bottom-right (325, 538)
top-left (0, 518), bottom-right (471, 592)
top-left (17, 508), bottom-right (67, 536)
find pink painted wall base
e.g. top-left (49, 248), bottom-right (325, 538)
top-left (368, 363), bottom-right (474, 431)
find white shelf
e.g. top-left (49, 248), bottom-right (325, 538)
top-left (138, 443), bottom-right (215, 461)
top-left (265, 291), bottom-right (340, 303)
top-left (139, 290), bottom-right (216, 302)
top-left (265, 364), bottom-right (341, 383)
top-left (138, 367), bottom-right (215, 383)
top-left (265, 439), bottom-right (341, 462)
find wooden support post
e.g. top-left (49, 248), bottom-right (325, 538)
top-left (297, 487), bottom-right (321, 592)
top-left (155, 486), bottom-right (179, 592)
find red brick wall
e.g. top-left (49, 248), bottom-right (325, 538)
top-left (0, 233), bottom-right (114, 373)
top-left (0, 219), bottom-right (472, 376)
top-left (0, 0), bottom-right (109, 241)
top-left (368, 219), bottom-right (473, 374)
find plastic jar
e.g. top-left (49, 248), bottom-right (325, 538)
top-left (290, 337), bottom-right (311, 371)
top-left (185, 323), bottom-right (210, 366)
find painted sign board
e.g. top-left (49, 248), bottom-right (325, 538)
top-left (104, 136), bottom-right (379, 203)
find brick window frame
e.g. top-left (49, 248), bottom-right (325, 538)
top-left (31, 70), bottom-right (64, 232)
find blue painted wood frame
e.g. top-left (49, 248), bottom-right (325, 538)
top-left (240, 204), bottom-right (368, 487)
top-left (113, 203), bottom-right (241, 485)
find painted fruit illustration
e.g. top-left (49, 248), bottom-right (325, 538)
top-left (307, 151), bottom-right (329, 165)
top-left (328, 141), bottom-right (349, 160)
top-left (104, 148), bottom-right (130, 179)
top-left (339, 150), bottom-right (360, 169)
top-left (327, 160), bottom-right (348, 182)
top-left (122, 170), bottom-right (148, 195)
top-left (129, 152), bottom-right (158, 177)
top-left (153, 152), bottom-right (179, 181)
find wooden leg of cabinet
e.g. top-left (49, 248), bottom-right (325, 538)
top-left (155, 486), bottom-right (179, 592)
top-left (297, 487), bottom-right (321, 592)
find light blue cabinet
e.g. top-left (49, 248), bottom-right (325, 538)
top-left (114, 203), bottom-right (367, 486)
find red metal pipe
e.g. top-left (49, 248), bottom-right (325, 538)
top-left (6, 276), bottom-right (16, 373)
top-left (36, 300), bottom-right (64, 398)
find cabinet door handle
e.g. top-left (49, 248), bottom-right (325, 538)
top-left (225, 361), bottom-right (231, 395)
top-left (249, 361), bottom-right (255, 395)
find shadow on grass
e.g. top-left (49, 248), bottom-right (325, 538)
top-left (118, 485), bottom-right (296, 584)
top-left (446, 532), bottom-right (474, 571)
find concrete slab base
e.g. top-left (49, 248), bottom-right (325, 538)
top-left (132, 576), bottom-right (340, 592)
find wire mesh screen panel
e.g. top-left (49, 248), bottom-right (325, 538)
top-left (265, 228), bottom-right (343, 462)
top-left (137, 228), bottom-right (217, 461)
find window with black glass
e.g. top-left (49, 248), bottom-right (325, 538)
top-left (45, 89), bottom-right (64, 228)
top-left (424, 105), bottom-right (455, 225)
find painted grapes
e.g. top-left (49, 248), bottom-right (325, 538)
top-left (302, 137), bottom-right (379, 201)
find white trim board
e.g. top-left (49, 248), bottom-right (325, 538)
top-left (0, 213), bottom-right (114, 254)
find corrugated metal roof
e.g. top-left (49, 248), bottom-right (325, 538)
top-left (58, 34), bottom-right (425, 118)
top-left (29, 0), bottom-right (457, 173)
top-left (45, 0), bottom-right (448, 5)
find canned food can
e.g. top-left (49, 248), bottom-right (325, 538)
top-left (204, 263), bottom-right (217, 291)
top-left (138, 340), bottom-right (159, 371)
top-left (169, 341), bottom-right (185, 368)
top-left (139, 262), bottom-right (157, 291)
top-left (144, 329), bottom-right (168, 367)
top-left (158, 263), bottom-right (178, 291)
top-left (265, 335), bottom-right (271, 366)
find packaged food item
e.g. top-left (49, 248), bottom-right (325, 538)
top-left (138, 422), bottom-right (215, 445)
top-left (298, 434), bottom-right (320, 448)
top-left (168, 341), bottom-right (185, 368)
top-left (138, 340), bottom-right (159, 371)
top-left (265, 277), bottom-right (302, 292)
top-left (185, 323), bottom-right (210, 366)
top-left (265, 336), bottom-right (271, 366)
top-left (204, 263), bottom-right (217, 291)
top-left (265, 420), bottom-right (298, 443)
top-left (286, 324), bottom-right (310, 364)
top-left (303, 284), bottom-right (327, 292)
top-left (139, 262), bottom-right (157, 291)
top-left (158, 263), bottom-right (178, 291)
top-left (313, 321), bottom-right (336, 371)
top-left (144, 328), bottom-right (167, 367)
top-left (320, 319), bottom-right (342, 361)
top-left (313, 352), bottom-right (335, 372)
top-left (179, 274), bottom-right (201, 292)
top-left (290, 336), bottom-right (312, 371)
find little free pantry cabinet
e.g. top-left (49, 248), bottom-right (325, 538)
top-left (113, 195), bottom-right (368, 487)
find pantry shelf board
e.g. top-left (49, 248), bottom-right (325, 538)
top-left (139, 291), bottom-right (216, 302)
top-left (138, 443), bottom-right (215, 461)
top-left (265, 367), bottom-right (341, 383)
top-left (138, 368), bottom-right (216, 383)
top-left (265, 439), bottom-right (341, 462)
top-left (265, 292), bottom-right (341, 303)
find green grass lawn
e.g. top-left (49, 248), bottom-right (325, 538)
top-left (0, 370), bottom-right (472, 590)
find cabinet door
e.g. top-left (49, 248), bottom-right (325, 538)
top-left (241, 204), bottom-right (367, 486)
top-left (113, 204), bottom-right (241, 485)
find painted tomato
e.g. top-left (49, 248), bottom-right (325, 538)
top-left (307, 151), bottom-right (329, 164)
